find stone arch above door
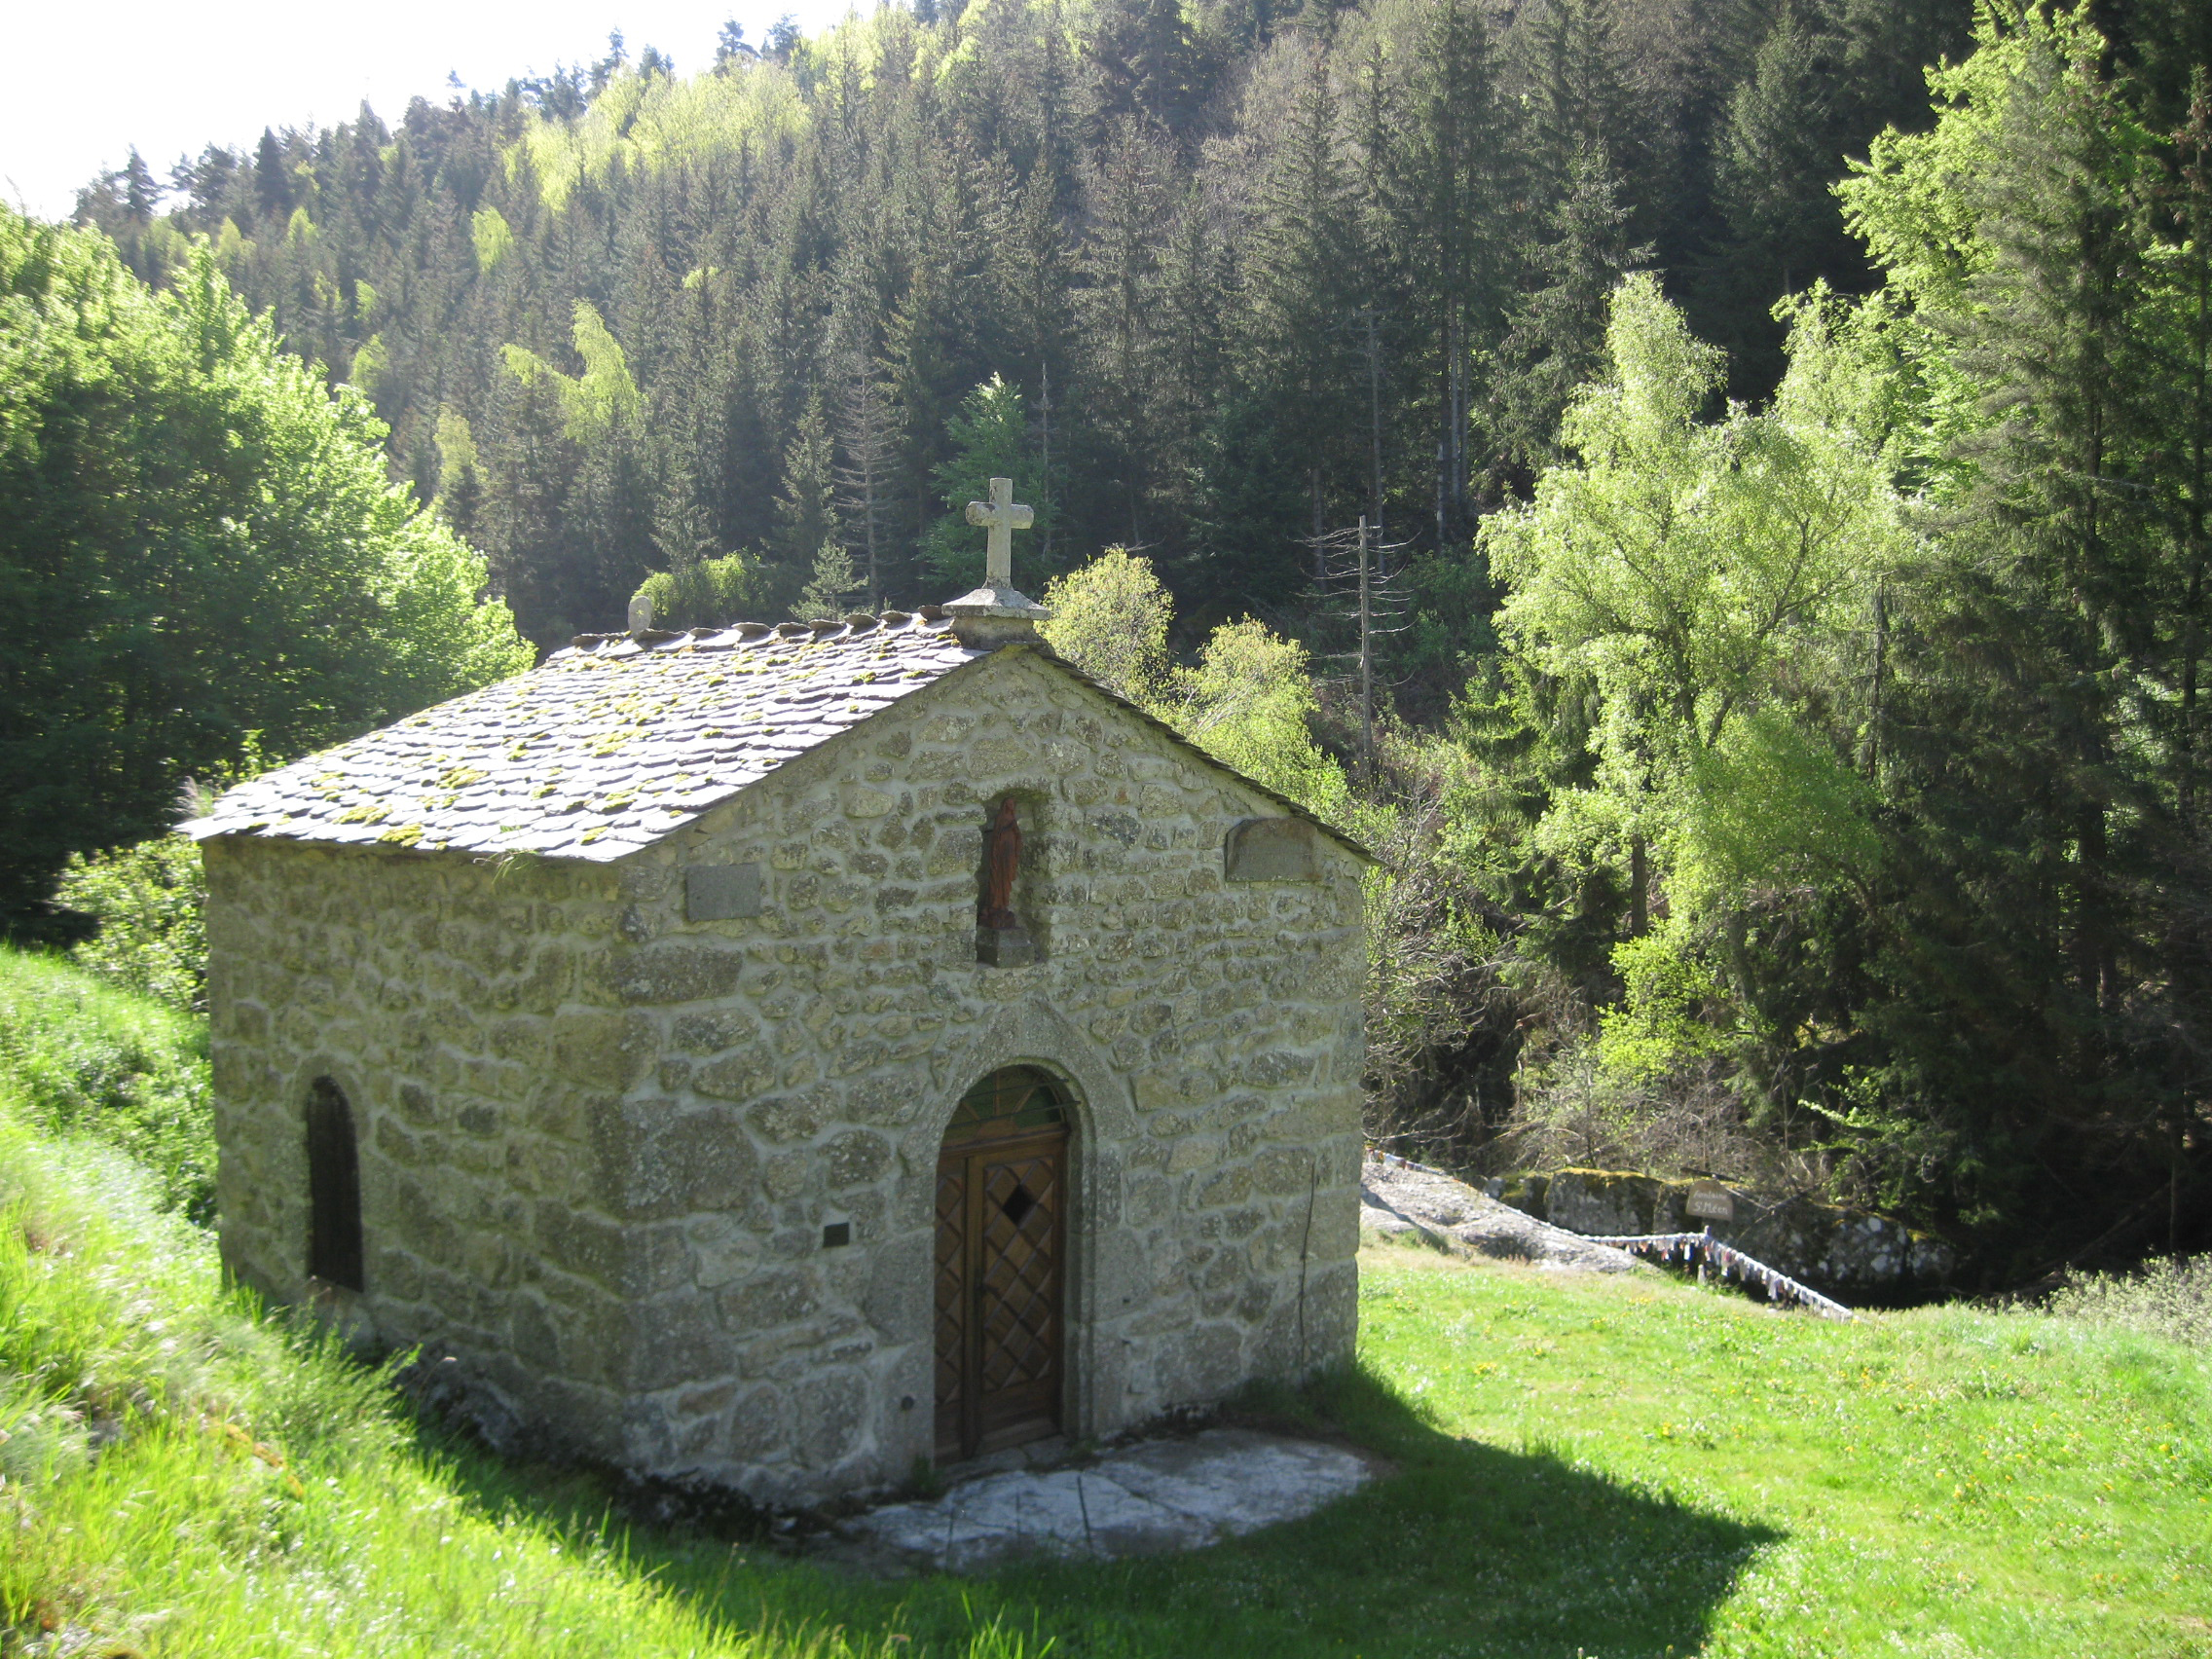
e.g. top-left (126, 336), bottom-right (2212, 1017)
top-left (918, 1001), bottom-right (1133, 1152)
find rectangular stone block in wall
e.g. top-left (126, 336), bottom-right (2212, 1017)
top-left (686, 863), bottom-right (763, 922)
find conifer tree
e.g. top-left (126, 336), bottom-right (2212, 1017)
top-left (1494, 146), bottom-right (1649, 481)
top-left (1080, 115), bottom-right (1175, 545)
top-left (923, 375), bottom-right (1049, 587)
top-left (835, 367), bottom-right (899, 606)
top-left (1380, 0), bottom-right (1508, 547)
top-left (1242, 44), bottom-right (1363, 573)
top-left (770, 392), bottom-right (841, 587)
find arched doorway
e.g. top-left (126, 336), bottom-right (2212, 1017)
top-left (935, 1066), bottom-right (1071, 1462)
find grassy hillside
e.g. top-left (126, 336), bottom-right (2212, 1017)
top-left (2, 954), bottom-right (2207, 1657)
top-left (0, 948), bottom-right (211, 1219)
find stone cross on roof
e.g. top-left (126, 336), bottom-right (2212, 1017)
top-left (945, 475), bottom-right (1050, 650)
top-left (966, 476), bottom-right (1034, 588)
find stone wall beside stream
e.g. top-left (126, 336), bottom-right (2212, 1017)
top-left (1493, 1168), bottom-right (1955, 1301)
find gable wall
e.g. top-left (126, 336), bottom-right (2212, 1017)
top-left (598, 646), bottom-right (1365, 1499)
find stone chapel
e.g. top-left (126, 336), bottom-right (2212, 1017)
top-left (188, 484), bottom-right (1371, 1502)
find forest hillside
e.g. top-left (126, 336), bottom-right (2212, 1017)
top-left (20, 0), bottom-right (2212, 1281)
top-left (77, 0), bottom-right (2002, 647)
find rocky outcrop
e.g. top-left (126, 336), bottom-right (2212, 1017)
top-left (1493, 1168), bottom-right (1954, 1301)
top-left (1360, 1156), bottom-right (1641, 1274)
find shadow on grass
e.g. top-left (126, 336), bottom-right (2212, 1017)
top-left (402, 1363), bottom-right (1781, 1659)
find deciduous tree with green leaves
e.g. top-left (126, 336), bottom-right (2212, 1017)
top-left (1487, 275), bottom-right (1905, 942)
top-left (0, 208), bottom-right (532, 929)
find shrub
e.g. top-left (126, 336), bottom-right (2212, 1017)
top-left (2046, 1257), bottom-right (2212, 1349)
top-left (54, 834), bottom-right (207, 1012)
top-left (1176, 618), bottom-right (1352, 827)
top-left (633, 547), bottom-right (773, 630)
top-left (1040, 548), bottom-right (1173, 707)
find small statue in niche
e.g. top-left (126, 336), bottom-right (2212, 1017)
top-left (977, 796), bottom-right (1038, 966)
top-left (979, 797), bottom-right (1022, 929)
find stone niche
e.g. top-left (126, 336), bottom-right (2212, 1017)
top-left (1225, 817), bottom-right (1322, 883)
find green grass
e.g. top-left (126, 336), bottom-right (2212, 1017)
top-left (0, 948), bottom-right (211, 1219)
top-left (0, 1114), bottom-right (1048, 1659)
top-left (1351, 1240), bottom-right (2212, 1656)
top-left (3, 951), bottom-right (2208, 1657)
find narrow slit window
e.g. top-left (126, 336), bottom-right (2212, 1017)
top-left (306, 1077), bottom-right (364, 1291)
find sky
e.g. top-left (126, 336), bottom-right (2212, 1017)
top-left (2, 0), bottom-right (857, 223)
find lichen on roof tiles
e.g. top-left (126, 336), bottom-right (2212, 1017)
top-left (184, 612), bottom-right (984, 863)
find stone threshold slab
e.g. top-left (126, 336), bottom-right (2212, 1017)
top-left (822, 1427), bottom-right (1380, 1574)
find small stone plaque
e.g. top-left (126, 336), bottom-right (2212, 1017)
top-left (1225, 818), bottom-right (1320, 882)
top-left (1686, 1180), bottom-right (1736, 1223)
top-left (685, 863), bottom-right (762, 923)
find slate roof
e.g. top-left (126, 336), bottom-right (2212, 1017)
top-left (184, 611), bottom-right (984, 863)
top-left (186, 607), bottom-right (1376, 866)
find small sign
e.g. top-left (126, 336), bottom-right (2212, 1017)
top-left (1686, 1180), bottom-right (1736, 1224)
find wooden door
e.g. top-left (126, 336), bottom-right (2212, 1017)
top-left (935, 1071), bottom-right (1070, 1463)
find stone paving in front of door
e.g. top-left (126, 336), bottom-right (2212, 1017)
top-left (826, 1428), bottom-right (1380, 1574)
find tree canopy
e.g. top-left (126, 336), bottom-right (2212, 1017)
top-left (74, 0), bottom-right (1987, 652)
top-left (46, 0), bottom-right (2212, 1272)
top-left (0, 206), bottom-right (531, 925)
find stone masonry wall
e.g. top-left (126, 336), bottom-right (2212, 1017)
top-left (205, 642), bottom-right (1367, 1503)
top-left (203, 836), bottom-right (651, 1460)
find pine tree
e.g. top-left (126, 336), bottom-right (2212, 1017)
top-left (120, 149), bottom-right (161, 222)
top-left (770, 392), bottom-right (841, 587)
top-left (1241, 43), bottom-right (1363, 575)
top-left (794, 540), bottom-right (865, 619)
top-left (1494, 146), bottom-right (1649, 481)
top-left (1514, 0), bottom-right (1635, 204)
top-left (1084, 0), bottom-right (1210, 136)
top-left (1380, 0), bottom-right (1508, 548)
top-left (923, 375), bottom-right (1049, 587)
top-left (253, 129), bottom-right (294, 220)
top-left (1698, 0), bottom-right (1974, 390)
top-left (834, 366), bottom-right (898, 604)
top-left (1080, 115), bottom-right (1175, 546)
